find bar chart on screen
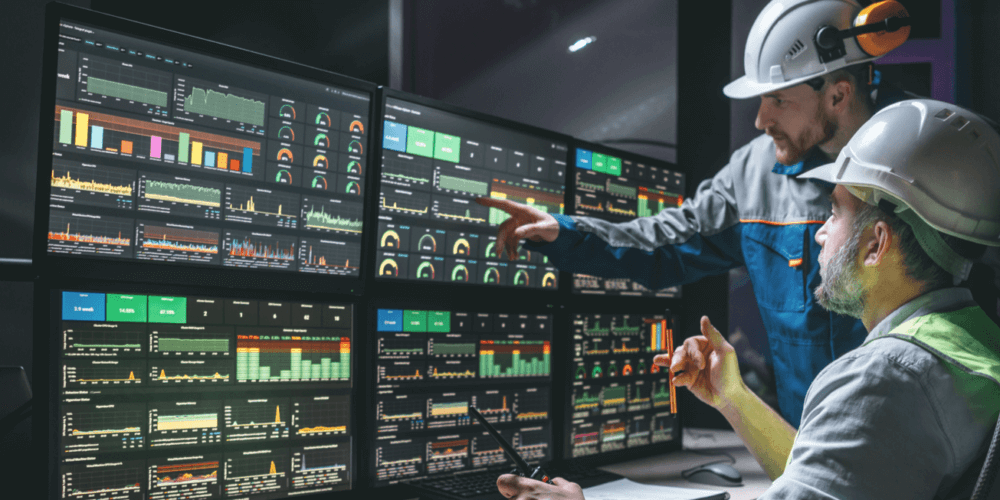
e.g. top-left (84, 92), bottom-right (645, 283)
top-left (55, 105), bottom-right (262, 180)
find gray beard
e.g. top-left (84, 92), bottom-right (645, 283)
top-left (814, 229), bottom-right (867, 319)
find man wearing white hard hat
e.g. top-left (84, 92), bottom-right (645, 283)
top-left (480, 0), bottom-right (916, 426)
top-left (499, 99), bottom-right (1000, 499)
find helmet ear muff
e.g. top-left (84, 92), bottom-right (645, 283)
top-left (812, 0), bottom-right (911, 62)
top-left (854, 0), bottom-right (911, 56)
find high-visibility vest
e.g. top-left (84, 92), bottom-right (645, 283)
top-left (783, 306), bottom-right (1000, 476)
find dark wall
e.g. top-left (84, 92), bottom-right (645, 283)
top-left (0, 2), bottom-right (85, 491)
top-left (405, 0), bottom-right (678, 163)
top-left (968, 1), bottom-right (1000, 120)
top-left (90, 0), bottom-right (389, 85)
top-left (673, 0), bottom-right (733, 430)
top-left (0, 0), bottom-right (90, 261)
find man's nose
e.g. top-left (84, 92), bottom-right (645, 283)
top-left (815, 223), bottom-right (829, 245)
top-left (755, 100), bottom-right (774, 131)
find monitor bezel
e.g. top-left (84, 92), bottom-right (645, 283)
top-left (368, 87), bottom-right (575, 297)
top-left (35, 277), bottom-right (365, 500)
top-left (33, 3), bottom-right (379, 296)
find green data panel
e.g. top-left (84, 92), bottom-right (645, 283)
top-left (105, 294), bottom-right (148, 322)
top-left (427, 311), bottom-right (451, 333)
top-left (433, 132), bottom-right (461, 163)
top-left (607, 156), bottom-right (622, 176)
top-left (406, 126), bottom-right (435, 158)
top-left (149, 296), bottom-right (187, 323)
top-left (59, 110), bottom-right (73, 144)
top-left (592, 153), bottom-right (608, 174)
top-left (403, 310), bottom-right (427, 332)
top-left (178, 132), bottom-right (190, 164)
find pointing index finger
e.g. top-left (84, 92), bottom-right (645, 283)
top-left (475, 197), bottom-right (516, 210)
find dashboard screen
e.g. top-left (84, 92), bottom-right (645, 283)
top-left (565, 313), bottom-right (680, 460)
top-left (46, 19), bottom-right (370, 277)
top-left (373, 308), bottom-right (553, 485)
top-left (377, 97), bottom-right (567, 289)
top-left (55, 290), bottom-right (354, 499)
top-left (572, 148), bottom-right (686, 297)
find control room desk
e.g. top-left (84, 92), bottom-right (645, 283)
top-left (597, 428), bottom-right (772, 500)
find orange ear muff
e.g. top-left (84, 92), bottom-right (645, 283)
top-left (854, 0), bottom-right (911, 56)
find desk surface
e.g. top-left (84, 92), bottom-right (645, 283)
top-left (597, 428), bottom-right (772, 500)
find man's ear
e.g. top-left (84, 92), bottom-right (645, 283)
top-left (828, 78), bottom-right (853, 112)
top-left (863, 220), bottom-right (892, 267)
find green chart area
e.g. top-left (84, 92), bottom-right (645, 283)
top-left (601, 385), bottom-right (627, 406)
top-left (479, 340), bottom-right (550, 378)
top-left (87, 77), bottom-right (169, 107)
top-left (431, 342), bottom-right (476, 356)
top-left (573, 391), bottom-right (600, 409)
top-left (613, 323), bottom-right (640, 336)
top-left (438, 175), bottom-right (488, 196)
top-left (638, 196), bottom-right (667, 218)
top-left (584, 320), bottom-right (610, 336)
top-left (143, 179), bottom-right (221, 206)
top-left (158, 337), bottom-right (229, 353)
top-left (606, 181), bottom-right (636, 198)
top-left (652, 384), bottom-right (671, 407)
top-left (236, 335), bottom-right (350, 382)
top-left (303, 205), bottom-right (363, 233)
top-left (184, 87), bottom-right (265, 126)
top-left (487, 194), bottom-right (556, 225)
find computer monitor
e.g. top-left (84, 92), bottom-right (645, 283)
top-left (564, 312), bottom-right (681, 462)
top-left (375, 90), bottom-right (569, 289)
top-left (571, 143), bottom-right (687, 298)
top-left (371, 306), bottom-right (553, 486)
top-left (45, 287), bottom-right (354, 500)
top-left (34, 4), bottom-right (376, 293)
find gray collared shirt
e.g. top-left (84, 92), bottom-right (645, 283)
top-left (761, 288), bottom-right (992, 500)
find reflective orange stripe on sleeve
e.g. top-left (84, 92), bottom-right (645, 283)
top-left (739, 219), bottom-right (827, 226)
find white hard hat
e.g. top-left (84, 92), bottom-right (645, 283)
top-left (799, 99), bottom-right (1000, 280)
top-left (725, 0), bottom-right (883, 99)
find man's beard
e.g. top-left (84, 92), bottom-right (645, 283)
top-left (773, 107), bottom-right (838, 165)
top-left (814, 229), bottom-right (867, 318)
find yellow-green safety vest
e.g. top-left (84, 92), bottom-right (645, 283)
top-left (784, 306), bottom-right (1000, 471)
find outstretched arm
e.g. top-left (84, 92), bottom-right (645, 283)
top-left (477, 157), bottom-right (746, 290)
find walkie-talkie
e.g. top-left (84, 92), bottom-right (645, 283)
top-left (468, 406), bottom-right (553, 484)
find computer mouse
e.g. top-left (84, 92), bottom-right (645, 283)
top-left (683, 462), bottom-right (743, 487)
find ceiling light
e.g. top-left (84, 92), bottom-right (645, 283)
top-left (568, 36), bottom-right (596, 53)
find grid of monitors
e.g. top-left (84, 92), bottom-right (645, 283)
top-left (572, 147), bottom-right (686, 297)
top-left (55, 290), bottom-right (353, 499)
top-left (377, 96), bottom-right (567, 289)
top-left (566, 313), bottom-right (680, 459)
top-left (372, 308), bottom-right (553, 485)
top-left (45, 18), bottom-right (370, 276)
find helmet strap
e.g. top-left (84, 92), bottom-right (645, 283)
top-left (879, 200), bottom-right (973, 285)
